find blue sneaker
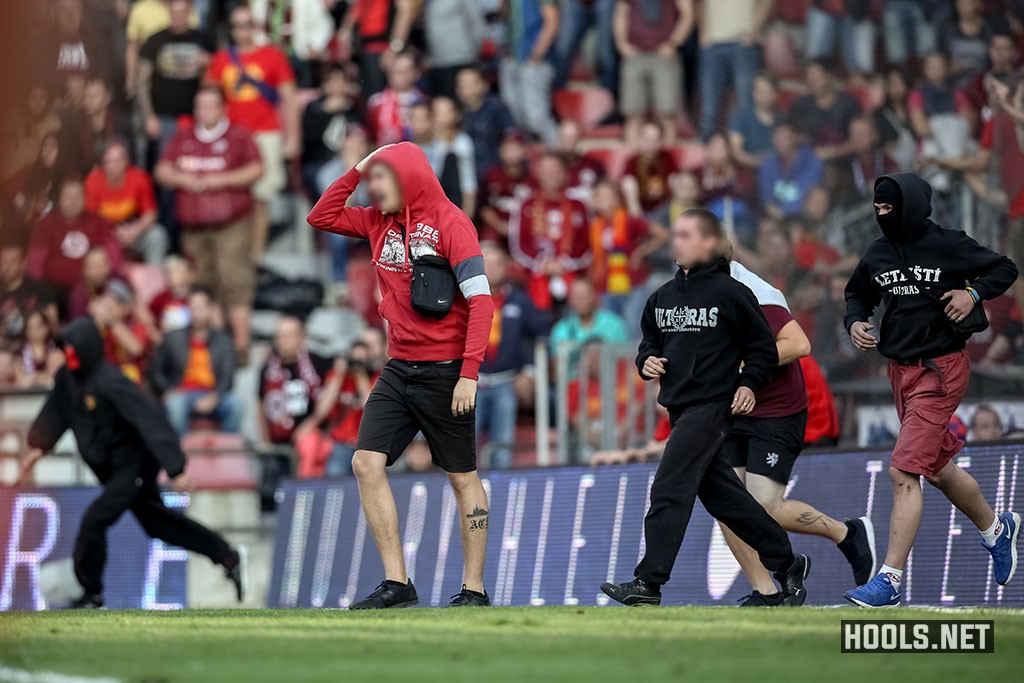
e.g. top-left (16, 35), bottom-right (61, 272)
top-left (844, 572), bottom-right (901, 608)
top-left (984, 511), bottom-right (1020, 586)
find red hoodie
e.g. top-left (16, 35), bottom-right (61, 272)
top-left (307, 143), bottom-right (494, 379)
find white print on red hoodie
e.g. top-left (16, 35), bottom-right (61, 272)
top-left (307, 142), bottom-right (494, 379)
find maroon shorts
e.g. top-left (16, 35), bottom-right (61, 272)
top-left (886, 349), bottom-right (970, 477)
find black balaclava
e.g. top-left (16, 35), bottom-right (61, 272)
top-left (873, 177), bottom-right (903, 241)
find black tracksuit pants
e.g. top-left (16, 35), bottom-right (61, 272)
top-left (635, 401), bottom-right (795, 585)
top-left (75, 461), bottom-right (231, 596)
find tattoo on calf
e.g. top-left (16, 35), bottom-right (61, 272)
top-left (466, 506), bottom-right (489, 531)
top-left (795, 511), bottom-right (830, 530)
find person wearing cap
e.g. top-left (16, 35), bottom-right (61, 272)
top-left (89, 278), bottom-right (150, 384)
top-left (843, 172), bottom-right (1020, 608)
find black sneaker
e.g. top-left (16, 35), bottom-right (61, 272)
top-left (447, 585), bottom-right (491, 607)
top-left (350, 579), bottom-right (419, 610)
top-left (738, 590), bottom-right (784, 607)
top-left (600, 578), bottom-right (662, 606)
top-left (70, 593), bottom-right (104, 609)
top-left (222, 546), bottom-right (249, 603)
top-left (837, 516), bottom-right (877, 586)
top-left (774, 554), bottom-right (811, 606)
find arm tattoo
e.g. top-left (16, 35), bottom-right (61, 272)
top-left (466, 506), bottom-right (489, 531)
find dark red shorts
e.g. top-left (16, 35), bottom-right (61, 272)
top-left (887, 349), bottom-right (970, 477)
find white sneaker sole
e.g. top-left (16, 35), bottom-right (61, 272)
top-left (845, 594), bottom-right (901, 609)
top-left (236, 545), bottom-right (250, 603)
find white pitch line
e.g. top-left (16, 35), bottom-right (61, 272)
top-left (0, 666), bottom-right (121, 683)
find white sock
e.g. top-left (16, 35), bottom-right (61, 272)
top-left (979, 516), bottom-right (1002, 547)
top-left (879, 564), bottom-right (903, 588)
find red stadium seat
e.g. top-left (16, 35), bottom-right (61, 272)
top-left (672, 142), bottom-right (708, 172)
top-left (553, 87), bottom-right (615, 132)
top-left (122, 262), bottom-right (167, 308)
top-left (584, 146), bottom-right (632, 181)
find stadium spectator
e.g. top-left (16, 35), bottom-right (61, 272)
top-left (85, 139), bottom-right (167, 265)
top-left (759, 121), bottom-right (824, 219)
top-left (336, 0), bottom-right (421, 97)
top-left (300, 330), bottom-right (387, 477)
top-left (92, 279), bottom-right (150, 384)
top-left (873, 68), bottom-right (918, 171)
top-left (59, 78), bottom-right (131, 176)
top-left (554, 0), bottom-right (618, 95)
top-left (9, 132), bottom-right (63, 228)
top-left (207, 4), bottom-right (298, 261)
top-left (423, 0), bottom-right (485, 99)
top-left (257, 316), bottom-right (332, 449)
top-left (549, 279), bottom-right (629, 378)
top-left (12, 308), bottom-right (62, 389)
top-left (728, 73), bottom-right (781, 169)
top-left (500, 0), bottom-right (560, 144)
top-left (68, 246), bottom-right (114, 319)
top-left (556, 120), bottom-right (606, 204)
top-left (697, 0), bottom-right (770, 140)
top-left (965, 294), bottom-right (1024, 366)
top-left (137, 0), bottom-right (211, 164)
top-left (970, 404), bottom-right (1005, 441)
top-left (649, 170), bottom-right (701, 232)
top-left (0, 243), bottom-right (59, 348)
top-left (788, 59), bottom-right (863, 162)
top-left (155, 87), bottom-right (264, 361)
top-left (848, 117), bottom-right (895, 199)
top-left (964, 32), bottom-right (1018, 114)
top-left (316, 128), bottom-right (374, 290)
top-left (477, 242), bottom-right (550, 469)
top-left (427, 97), bottom-right (478, 216)
top-left (27, 178), bottom-right (124, 296)
top-left (883, 0), bottom-right (937, 68)
top-left (613, 0), bottom-right (694, 145)
top-left (149, 254), bottom-right (196, 335)
top-left (408, 102), bottom-right (436, 149)
top-left (126, 0), bottom-right (198, 97)
top-left (366, 50), bottom-right (428, 145)
top-left (4, 85), bottom-right (61, 180)
top-left (588, 180), bottom-right (655, 315)
top-left (151, 288), bottom-right (241, 435)
top-left (300, 63), bottom-right (360, 198)
top-left (942, 0), bottom-right (993, 86)
top-left (456, 66), bottom-right (518, 180)
top-left (804, 0), bottom-right (876, 76)
top-left (621, 121), bottom-right (678, 215)
top-left (51, 0), bottom-right (111, 85)
top-left (509, 152), bottom-right (592, 310)
top-left (479, 131), bottom-right (535, 242)
top-left (701, 133), bottom-right (742, 207)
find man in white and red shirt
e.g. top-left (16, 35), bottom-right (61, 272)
top-left (154, 87), bottom-right (263, 359)
top-left (308, 141), bottom-right (495, 610)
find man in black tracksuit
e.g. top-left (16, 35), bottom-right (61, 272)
top-left (842, 173), bottom-right (1020, 608)
top-left (601, 209), bottom-right (810, 606)
top-left (19, 318), bottom-right (246, 608)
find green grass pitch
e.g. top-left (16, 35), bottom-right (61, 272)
top-left (1, 607), bottom-right (1022, 683)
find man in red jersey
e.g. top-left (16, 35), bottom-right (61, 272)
top-left (308, 142), bottom-right (495, 609)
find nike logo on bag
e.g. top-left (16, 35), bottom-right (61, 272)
top-left (437, 300), bottom-right (449, 305)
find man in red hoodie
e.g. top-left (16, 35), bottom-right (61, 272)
top-left (308, 142), bottom-right (495, 609)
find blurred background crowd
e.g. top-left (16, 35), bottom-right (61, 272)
top-left (1, 0), bottom-right (1024, 484)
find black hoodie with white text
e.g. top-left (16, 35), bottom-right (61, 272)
top-left (844, 173), bottom-right (1018, 361)
top-left (637, 257), bottom-right (779, 412)
top-left (27, 318), bottom-right (186, 481)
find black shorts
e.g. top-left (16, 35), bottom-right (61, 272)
top-left (720, 409), bottom-right (807, 484)
top-left (356, 359), bottom-right (476, 473)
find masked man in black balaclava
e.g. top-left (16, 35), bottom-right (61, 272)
top-left (18, 318), bottom-right (248, 608)
top-left (843, 173), bottom-right (1020, 607)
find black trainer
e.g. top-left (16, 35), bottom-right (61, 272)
top-left (774, 554), bottom-right (811, 606)
top-left (738, 590), bottom-right (784, 607)
top-left (70, 593), bottom-right (104, 609)
top-left (222, 546), bottom-right (248, 603)
top-left (837, 516), bottom-right (877, 586)
top-left (447, 585), bottom-right (491, 607)
top-left (350, 579), bottom-right (419, 610)
top-left (600, 578), bottom-right (662, 606)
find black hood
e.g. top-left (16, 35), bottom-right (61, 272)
top-left (675, 255), bottom-right (731, 282)
top-left (57, 317), bottom-right (106, 376)
top-left (873, 173), bottom-right (933, 244)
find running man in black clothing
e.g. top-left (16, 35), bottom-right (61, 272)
top-left (18, 318), bottom-right (246, 609)
top-left (601, 209), bottom-right (810, 607)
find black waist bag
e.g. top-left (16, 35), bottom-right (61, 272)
top-left (411, 254), bottom-right (457, 319)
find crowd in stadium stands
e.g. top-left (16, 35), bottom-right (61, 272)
top-left (2, 0), bottom-right (1024, 470)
